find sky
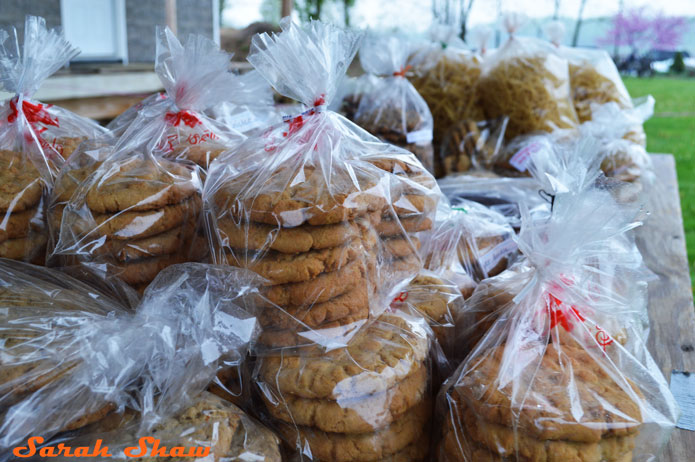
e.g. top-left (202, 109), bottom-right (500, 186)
top-left (223, 0), bottom-right (695, 31)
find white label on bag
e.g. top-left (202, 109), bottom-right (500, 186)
top-left (478, 237), bottom-right (518, 274)
top-left (670, 370), bottom-right (695, 431)
top-left (225, 110), bottom-right (261, 133)
top-left (509, 142), bottom-right (542, 172)
top-left (406, 129), bottom-right (433, 144)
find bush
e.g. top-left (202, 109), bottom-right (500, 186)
top-left (672, 51), bottom-right (686, 74)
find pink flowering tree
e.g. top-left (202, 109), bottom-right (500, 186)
top-left (598, 7), bottom-right (687, 55)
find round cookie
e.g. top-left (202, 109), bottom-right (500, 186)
top-left (383, 236), bottom-right (420, 259)
top-left (93, 195), bottom-right (201, 240)
top-left (262, 363), bottom-right (427, 433)
top-left (217, 218), bottom-right (362, 254)
top-left (274, 399), bottom-right (430, 462)
top-left (110, 253), bottom-right (188, 285)
top-left (258, 282), bottom-right (371, 330)
top-left (258, 313), bottom-right (429, 399)
top-left (93, 220), bottom-right (196, 262)
top-left (387, 254), bottom-right (422, 275)
top-left (0, 150), bottom-right (43, 213)
top-left (257, 313), bottom-right (370, 349)
top-left (261, 257), bottom-right (369, 307)
top-left (225, 239), bottom-right (362, 286)
top-left (0, 232), bottom-right (47, 261)
top-left (0, 206), bottom-right (39, 242)
top-left (314, 431), bottom-right (430, 462)
top-left (54, 161), bottom-right (103, 203)
top-left (455, 342), bottom-right (643, 443)
top-left (375, 215), bottom-right (432, 237)
top-left (85, 156), bottom-right (199, 213)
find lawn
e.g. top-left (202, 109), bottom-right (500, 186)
top-left (623, 76), bottom-right (695, 285)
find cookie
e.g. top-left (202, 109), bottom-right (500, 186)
top-left (375, 215), bottom-right (432, 237)
top-left (170, 143), bottom-right (226, 169)
top-left (62, 402), bottom-right (116, 432)
top-left (0, 150), bottom-right (43, 213)
top-left (111, 253), bottom-right (188, 285)
top-left (217, 218), bottom-right (362, 254)
top-left (258, 313), bottom-right (429, 400)
top-left (390, 193), bottom-right (437, 217)
top-left (257, 313), bottom-right (370, 349)
top-left (55, 136), bottom-right (87, 160)
top-left (54, 161), bottom-right (103, 203)
top-left (0, 206), bottom-right (39, 242)
top-left (258, 282), bottom-right (371, 329)
top-left (383, 236), bottom-right (420, 258)
top-left (93, 220), bottom-right (196, 262)
top-left (262, 363), bottom-right (427, 433)
top-left (275, 399), bottom-right (430, 462)
top-left (313, 431), bottom-right (430, 462)
top-left (93, 195), bottom-right (201, 240)
top-left (387, 254), bottom-right (421, 275)
top-left (85, 156), bottom-right (199, 213)
top-left (225, 239), bottom-right (361, 285)
top-left (455, 342), bottom-right (643, 443)
top-left (261, 257), bottom-right (368, 307)
top-left (461, 406), bottom-right (637, 462)
top-left (0, 232), bottom-right (47, 261)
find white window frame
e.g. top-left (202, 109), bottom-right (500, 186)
top-left (60, 0), bottom-right (129, 64)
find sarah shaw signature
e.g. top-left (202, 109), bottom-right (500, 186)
top-left (13, 436), bottom-right (211, 458)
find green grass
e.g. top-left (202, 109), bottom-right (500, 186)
top-left (623, 77), bottom-right (695, 284)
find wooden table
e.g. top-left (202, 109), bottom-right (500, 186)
top-left (637, 154), bottom-right (695, 461)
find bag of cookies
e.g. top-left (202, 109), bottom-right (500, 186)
top-left (0, 262), bottom-right (263, 450)
top-left (203, 19), bottom-right (441, 350)
top-left (438, 116), bottom-right (509, 176)
top-left (352, 33), bottom-right (435, 173)
top-left (254, 308), bottom-right (436, 462)
top-left (0, 16), bottom-right (108, 264)
top-left (477, 13), bottom-right (579, 141)
top-left (421, 198), bottom-right (518, 284)
top-left (107, 27), bottom-right (244, 171)
top-left (437, 174), bottom-right (677, 461)
top-left (48, 138), bottom-right (205, 293)
top-left (408, 24), bottom-right (485, 176)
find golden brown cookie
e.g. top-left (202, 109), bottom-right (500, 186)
top-left (169, 143), bottom-right (226, 169)
top-left (0, 232), bottom-right (47, 261)
top-left (0, 150), bottom-right (43, 213)
top-left (85, 156), bottom-right (199, 213)
top-left (257, 282), bottom-right (371, 330)
top-left (387, 254), bottom-right (422, 275)
top-left (455, 342), bottom-right (643, 443)
top-left (93, 220), bottom-right (196, 262)
top-left (110, 253), bottom-right (188, 285)
top-left (275, 399), bottom-right (430, 462)
top-left (258, 313), bottom-right (429, 400)
top-left (262, 363), bottom-right (427, 433)
top-left (225, 239), bottom-right (361, 285)
top-left (261, 257), bottom-right (368, 307)
top-left (217, 218), bottom-right (362, 254)
top-left (257, 313), bottom-right (370, 349)
top-left (383, 236), bottom-right (420, 258)
top-left (375, 215), bottom-right (432, 237)
top-left (0, 207), bottom-right (39, 242)
top-left (54, 161), bottom-right (103, 203)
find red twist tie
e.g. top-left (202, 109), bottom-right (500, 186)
top-left (393, 65), bottom-right (412, 77)
top-left (548, 292), bottom-right (585, 332)
top-left (165, 110), bottom-right (201, 128)
top-left (8, 98), bottom-right (59, 127)
top-left (282, 94), bottom-right (326, 138)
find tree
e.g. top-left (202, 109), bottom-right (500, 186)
top-left (431, 0), bottom-right (475, 41)
top-left (671, 51), bottom-right (685, 74)
top-left (571, 0), bottom-right (588, 46)
top-left (459, 0), bottom-right (475, 41)
top-left (598, 7), bottom-right (687, 55)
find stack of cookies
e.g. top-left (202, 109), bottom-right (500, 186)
top-left (256, 312), bottom-right (432, 462)
top-left (50, 154), bottom-right (203, 293)
top-left (441, 342), bottom-right (643, 462)
top-left (0, 150), bottom-right (47, 264)
top-left (208, 163), bottom-right (392, 349)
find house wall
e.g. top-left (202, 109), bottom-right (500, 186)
top-left (0, 0), bottom-right (216, 63)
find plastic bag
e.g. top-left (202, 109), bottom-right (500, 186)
top-left (106, 27), bottom-right (244, 171)
top-left (254, 309), bottom-right (434, 461)
top-left (0, 16), bottom-right (107, 264)
top-left (48, 138), bottom-right (205, 293)
top-left (478, 14), bottom-right (578, 141)
top-left (331, 74), bottom-right (379, 121)
top-left (203, 19), bottom-right (441, 350)
top-left (208, 69), bottom-right (279, 136)
top-left (438, 116), bottom-right (508, 176)
top-left (407, 23), bottom-right (484, 173)
top-left (0, 262), bottom-right (262, 452)
top-left (421, 198), bottom-right (518, 283)
top-left (352, 33), bottom-right (435, 173)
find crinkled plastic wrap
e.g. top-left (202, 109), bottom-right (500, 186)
top-left (203, 19), bottom-right (441, 350)
top-left (420, 199), bottom-right (517, 284)
top-left (351, 33), bottom-right (435, 173)
top-left (331, 74), bottom-right (379, 121)
top-left (48, 138), bottom-right (205, 293)
top-left (0, 262), bottom-right (263, 453)
top-left (254, 309), bottom-right (434, 462)
top-left (0, 17), bottom-right (107, 264)
top-left (407, 24), bottom-right (484, 174)
top-left (438, 117), bottom-right (508, 175)
top-left (438, 164), bottom-right (677, 462)
top-left (478, 15), bottom-right (579, 141)
top-left (106, 27), bottom-right (244, 170)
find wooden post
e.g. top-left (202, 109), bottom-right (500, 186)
top-left (281, 0), bottom-right (292, 18)
top-left (165, 0), bottom-right (177, 34)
